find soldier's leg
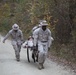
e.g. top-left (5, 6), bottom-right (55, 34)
top-left (38, 43), bottom-right (44, 70)
top-left (17, 45), bottom-right (21, 60)
top-left (18, 45), bottom-right (21, 52)
top-left (17, 40), bottom-right (22, 53)
top-left (12, 41), bottom-right (20, 61)
top-left (12, 44), bottom-right (20, 61)
top-left (41, 43), bottom-right (48, 69)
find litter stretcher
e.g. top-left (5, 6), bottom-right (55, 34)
top-left (22, 37), bottom-right (38, 62)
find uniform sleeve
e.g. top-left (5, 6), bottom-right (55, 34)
top-left (3, 30), bottom-right (12, 42)
top-left (47, 29), bottom-right (53, 47)
top-left (33, 29), bottom-right (39, 46)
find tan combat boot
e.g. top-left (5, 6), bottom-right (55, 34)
top-left (16, 55), bottom-right (20, 62)
top-left (41, 63), bottom-right (44, 69)
top-left (38, 63), bottom-right (42, 70)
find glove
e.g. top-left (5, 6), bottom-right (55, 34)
top-left (21, 40), bottom-right (25, 45)
top-left (48, 47), bottom-right (50, 51)
top-left (33, 46), bottom-right (36, 50)
top-left (24, 45), bottom-right (28, 48)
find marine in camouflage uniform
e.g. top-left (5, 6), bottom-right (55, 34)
top-left (3, 24), bottom-right (23, 61)
top-left (33, 21), bottom-right (53, 70)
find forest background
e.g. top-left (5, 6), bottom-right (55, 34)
top-left (0, 0), bottom-right (76, 69)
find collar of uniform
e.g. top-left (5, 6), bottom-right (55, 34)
top-left (40, 28), bottom-right (48, 32)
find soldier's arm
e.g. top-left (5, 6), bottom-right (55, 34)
top-left (48, 29), bottom-right (52, 48)
top-left (3, 30), bottom-right (12, 43)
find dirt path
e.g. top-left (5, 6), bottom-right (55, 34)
top-left (0, 36), bottom-right (75, 75)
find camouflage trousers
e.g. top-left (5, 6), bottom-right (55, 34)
top-left (12, 40), bottom-right (21, 60)
top-left (38, 41), bottom-right (48, 64)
